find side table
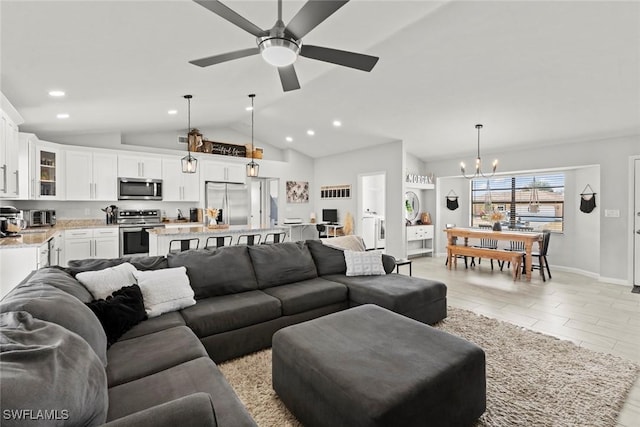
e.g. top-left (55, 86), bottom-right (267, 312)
top-left (395, 258), bottom-right (412, 276)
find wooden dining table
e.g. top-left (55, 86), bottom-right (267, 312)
top-left (444, 227), bottom-right (544, 281)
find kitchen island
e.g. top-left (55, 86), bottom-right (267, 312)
top-left (148, 225), bottom-right (289, 256)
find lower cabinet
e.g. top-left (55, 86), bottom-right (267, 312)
top-left (63, 227), bottom-right (119, 266)
top-left (406, 225), bottom-right (434, 257)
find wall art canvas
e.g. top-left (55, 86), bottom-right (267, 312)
top-left (286, 181), bottom-right (309, 203)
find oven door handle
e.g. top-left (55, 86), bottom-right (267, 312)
top-left (123, 227), bottom-right (143, 232)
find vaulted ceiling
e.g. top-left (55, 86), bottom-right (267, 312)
top-left (2, 1), bottom-right (638, 160)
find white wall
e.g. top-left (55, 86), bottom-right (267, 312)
top-left (314, 141), bottom-right (405, 257)
top-left (425, 135), bottom-right (638, 282)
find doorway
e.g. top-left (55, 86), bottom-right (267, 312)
top-left (250, 178), bottom-right (280, 228)
top-left (359, 172), bottom-right (386, 250)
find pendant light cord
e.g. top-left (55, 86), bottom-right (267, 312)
top-left (249, 94), bottom-right (256, 161)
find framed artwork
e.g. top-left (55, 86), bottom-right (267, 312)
top-left (320, 184), bottom-right (351, 199)
top-left (286, 181), bottom-right (309, 203)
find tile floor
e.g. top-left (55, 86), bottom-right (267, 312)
top-left (408, 256), bottom-right (640, 427)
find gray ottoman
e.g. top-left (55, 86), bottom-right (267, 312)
top-left (272, 304), bottom-right (485, 427)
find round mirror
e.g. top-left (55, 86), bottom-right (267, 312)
top-left (404, 191), bottom-right (420, 222)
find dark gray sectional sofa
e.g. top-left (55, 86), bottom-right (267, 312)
top-left (0, 240), bottom-right (447, 426)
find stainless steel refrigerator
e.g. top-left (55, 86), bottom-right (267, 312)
top-left (205, 181), bottom-right (249, 225)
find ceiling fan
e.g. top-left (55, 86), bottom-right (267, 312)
top-left (189, 0), bottom-right (379, 92)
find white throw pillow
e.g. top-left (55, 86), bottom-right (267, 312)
top-left (322, 235), bottom-right (366, 252)
top-left (76, 262), bottom-right (138, 300)
top-left (344, 250), bottom-right (386, 276)
top-left (133, 267), bottom-right (195, 318)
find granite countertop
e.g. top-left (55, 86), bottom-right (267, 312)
top-left (149, 225), bottom-right (287, 237)
top-left (0, 219), bottom-right (118, 249)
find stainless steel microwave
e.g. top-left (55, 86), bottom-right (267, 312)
top-left (118, 178), bottom-right (163, 200)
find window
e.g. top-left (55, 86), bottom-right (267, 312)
top-left (471, 173), bottom-right (565, 232)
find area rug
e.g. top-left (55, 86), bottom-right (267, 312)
top-left (219, 307), bottom-right (640, 427)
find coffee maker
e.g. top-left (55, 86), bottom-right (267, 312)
top-left (0, 206), bottom-right (26, 237)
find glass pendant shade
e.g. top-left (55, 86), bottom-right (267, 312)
top-left (181, 153), bottom-right (198, 174)
top-left (246, 161), bottom-right (259, 177)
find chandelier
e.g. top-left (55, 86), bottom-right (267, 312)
top-left (460, 124), bottom-right (498, 179)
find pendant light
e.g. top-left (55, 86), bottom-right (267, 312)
top-left (246, 93), bottom-right (259, 177)
top-left (181, 94), bottom-right (200, 174)
top-left (460, 124), bottom-right (498, 179)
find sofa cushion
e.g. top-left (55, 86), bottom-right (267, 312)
top-left (262, 278), bottom-right (348, 315)
top-left (0, 311), bottom-right (108, 427)
top-left (76, 262), bottom-right (138, 300)
top-left (248, 242), bottom-right (318, 289)
top-left (344, 250), bottom-right (386, 276)
top-left (133, 267), bottom-right (196, 317)
top-left (180, 291), bottom-right (281, 337)
top-left (65, 255), bottom-right (169, 276)
top-left (326, 273), bottom-right (447, 316)
top-left (0, 283), bottom-right (108, 367)
top-left (107, 357), bottom-right (256, 427)
top-left (306, 239), bottom-right (347, 276)
top-left (86, 284), bottom-right (147, 347)
top-left (106, 326), bottom-right (207, 387)
top-left (167, 246), bottom-right (259, 299)
top-left (18, 266), bottom-right (94, 302)
top-left (119, 311), bottom-right (186, 341)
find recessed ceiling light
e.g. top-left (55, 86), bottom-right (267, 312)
top-left (307, 130), bottom-right (315, 136)
top-left (48, 90), bottom-right (65, 97)
top-left (333, 120), bottom-right (342, 127)
top-left (246, 106), bottom-right (253, 111)
top-left (168, 110), bottom-right (178, 115)
top-left (56, 113), bottom-right (69, 119)
top-left (285, 136), bottom-right (293, 142)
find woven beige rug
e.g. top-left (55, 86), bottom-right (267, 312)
top-left (219, 307), bottom-right (639, 427)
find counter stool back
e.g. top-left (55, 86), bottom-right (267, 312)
top-left (169, 238), bottom-right (200, 253)
top-left (205, 236), bottom-right (232, 249)
top-left (236, 233), bottom-right (261, 246)
top-left (262, 232), bottom-right (287, 244)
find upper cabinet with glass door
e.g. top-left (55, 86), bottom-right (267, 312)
top-left (33, 142), bottom-right (63, 200)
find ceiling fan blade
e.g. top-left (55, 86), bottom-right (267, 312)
top-left (278, 65), bottom-right (301, 92)
top-left (300, 45), bottom-right (379, 72)
top-left (285, 0), bottom-right (349, 39)
top-left (189, 47), bottom-right (259, 67)
top-left (193, 0), bottom-right (264, 37)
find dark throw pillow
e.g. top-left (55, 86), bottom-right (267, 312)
top-left (86, 285), bottom-right (147, 347)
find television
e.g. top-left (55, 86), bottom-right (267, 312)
top-left (322, 209), bottom-right (338, 224)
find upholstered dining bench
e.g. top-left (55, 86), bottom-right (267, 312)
top-left (272, 304), bottom-right (486, 427)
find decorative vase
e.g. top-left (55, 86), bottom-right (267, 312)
top-left (492, 222), bottom-right (502, 231)
top-left (209, 217), bottom-right (217, 226)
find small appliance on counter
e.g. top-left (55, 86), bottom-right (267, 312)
top-left (189, 208), bottom-right (201, 223)
top-left (101, 205), bottom-right (118, 224)
top-left (0, 206), bottom-right (26, 238)
top-left (23, 209), bottom-right (56, 227)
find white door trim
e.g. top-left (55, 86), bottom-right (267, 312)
top-left (628, 155), bottom-right (640, 286)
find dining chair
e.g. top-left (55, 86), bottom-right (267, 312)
top-left (262, 232), bottom-right (287, 244)
top-left (204, 235), bottom-right (233, 249)
top-left (473, 235), bottom-right (498, 269)
top-left (168, 238), bottom-right (199, 253)
top-left (499, 226), bottom-right (533, 270)
top-left (528, 231), bottom-right (552, 281)
top-left (236, 233), bottom-right (262, 246)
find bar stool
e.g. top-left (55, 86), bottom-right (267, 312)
top-left (262, 232), bottom-right (287, 244)
top-left (205, 235), bottom-right (233, 249)
top-left (236, 233), bottom-right (261, 246)
top-left (168, 238), bottom-right (199, 253)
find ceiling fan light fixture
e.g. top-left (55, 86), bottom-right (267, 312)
top-left (259, 37), bottom-right (300, 67)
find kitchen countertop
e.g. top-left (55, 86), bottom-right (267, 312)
top-left (0, 219), bottom-right (118, 249)
top-left (148, 225), bottom-right (287, 236)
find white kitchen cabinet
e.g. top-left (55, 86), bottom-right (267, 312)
top-left (162, 157), bottom-right (200, 202)
top-left (32, 142), bottom-right (63, 200)
top-left (406, 225), bottom-right (434, 257)
top-left (118, 155), bottom-right (162, 179)
top-left (0, 247), bottom-right (38, 298)
top-left (65, 149), bottom-right (117, 200)
top-left (63, 227), bottom-right (119, 265)
top-left (0, 107), bottom-right (21, 198)
top-left (201, 160), bottom-right (245, 184)
top-left (49, 231), bottom-right (63, 266)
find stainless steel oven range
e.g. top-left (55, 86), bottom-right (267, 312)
top-left (117, 209), bottom-right (164, 256)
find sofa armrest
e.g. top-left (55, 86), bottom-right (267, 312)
top-left (382, 254), bottom-right (396, 274)
top-left (102, 393), bottom-right (217, 427)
